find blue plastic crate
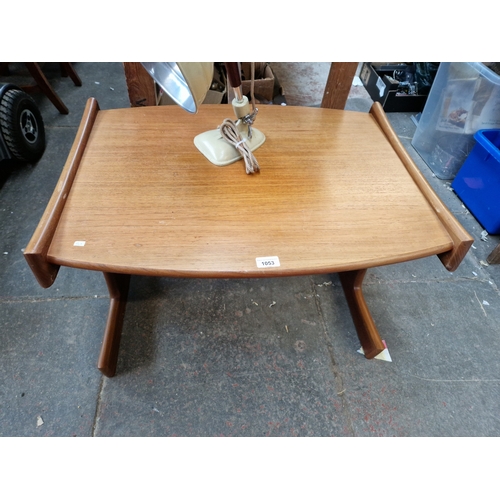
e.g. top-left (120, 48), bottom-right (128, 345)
top-left (451, 129), bottom-right (500, 234)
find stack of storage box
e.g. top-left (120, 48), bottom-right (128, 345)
top-left (412, 62), bottom-right (500, 180)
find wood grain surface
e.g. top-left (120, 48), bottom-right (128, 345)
top-left (24, 98), bottom-right (100, 287)
top-left (45, 103), bottom-right (455, 278)
top-left (369, 102), bottom-right (473, 271)
top-left (321, 62), bottom-right (359, 110)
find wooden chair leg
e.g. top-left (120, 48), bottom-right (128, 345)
top-left (59, 62), bottom-right (82, 86)
top-left (98, 272), bottom-right (131, 377)
top-left (24, 62), bottom-right (69, 114)
top-left (338, 269), bottom-right (385, 359)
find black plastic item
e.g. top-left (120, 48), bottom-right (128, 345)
top-left (0, 85), bottom-right (45, 163)
top-left (360, 63), bottom-right (428, 112)
top-left (415, 63), bottom-right (440, 96)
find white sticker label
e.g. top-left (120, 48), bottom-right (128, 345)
top-left (376, 76), bottom-right (386, 97)
top-left (256, 256), bottom-right (280, 268)
top-left (73, 241), bottom-right (86, 247)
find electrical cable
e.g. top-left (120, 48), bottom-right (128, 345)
top-left (218, 62), bottom-right (260, 174)
top-left (219, 118), bottom-right (260, 174)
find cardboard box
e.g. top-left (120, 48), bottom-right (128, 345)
top-left (360, 62), bottom-right (428, 112)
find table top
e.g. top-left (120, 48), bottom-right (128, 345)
top-left (45, 104), bottom-right (454, 278)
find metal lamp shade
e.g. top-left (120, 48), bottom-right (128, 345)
top-left (141, 62), bottom-right (213, 113)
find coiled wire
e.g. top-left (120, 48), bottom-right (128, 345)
top-left (219, 62), bottom-right (260, 174)
top-left (219, 119), bottom-right (260, 174)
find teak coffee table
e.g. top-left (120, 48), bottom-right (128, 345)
top-left (25, 99), bottom-right (472, 377)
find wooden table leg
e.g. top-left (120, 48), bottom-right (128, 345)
top-left (98, 272), bottom-right (131, 377)
top-left (338, 269), bottom-right (385, 359)
top-left (321, 62), bottom-right (359, 110)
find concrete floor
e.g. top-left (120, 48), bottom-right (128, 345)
top-left (1, 62), bottom-right (500, 437)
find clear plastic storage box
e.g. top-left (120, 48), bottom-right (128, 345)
top-left (411, 62), bottom-right (500, 180)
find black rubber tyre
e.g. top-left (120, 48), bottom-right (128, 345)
top-left (0, 89), bottom-right (45, 162)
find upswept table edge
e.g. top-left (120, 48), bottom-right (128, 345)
top-left (369, 102), bottom-right (473, 271)
top-left (24, 98), bottom-right (100, 288)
